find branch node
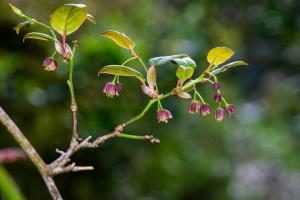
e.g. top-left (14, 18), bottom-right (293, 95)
top-left (55, 149), bottom-right (65, 155)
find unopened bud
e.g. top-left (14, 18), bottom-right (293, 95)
top-left (225, 104), bottom-right (235, 115)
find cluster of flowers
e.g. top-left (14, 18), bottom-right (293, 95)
top-left (188, 82), bottom-right (235, 122)
top-left (103, 80), bottom-right (235, 123)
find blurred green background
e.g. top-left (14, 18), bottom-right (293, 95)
top-left (1, 0), bottom-right (300, 199)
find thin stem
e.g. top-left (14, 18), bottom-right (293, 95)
top-left (67, 44), bottom-right (79, 141)
top-left (112, 75), bottom-right (117, 83)
top-left (157, 100), bottom-right (163, 110)
top-left (124, 92), bottom-right (172, 127)
top-left (121, 57), bottom-right (136, 66)
top-left (67, 45), bottom-right (77, 104)
top-left (221, 97), bottom-right (228, 105)
top-left (195, 91), bottom-right (205, 103)
top-left (119, 133), bottom-right (160, 143)
top-left (24, 16), bottom-right (57, 39)
top-left (208, 72), bottom-right (218, 82)
top-left (129, 48), bottom-right (148, 73)
top-left (119, 133), bottom-right (146, 140)
top-left (137, 57), bottom-right (148, 73)
top-left (124, 100), bottom-right (155, 126)
top-left (51, 51), bottom-right (57, 58)
top-left (203, 78), bottom-right (214, 84)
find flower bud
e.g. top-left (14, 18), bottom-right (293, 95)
top-left (213, 93), bottom-right (222, 103)
top-left (55, 41), bottom-right (72, 60)
top-left (157, 109), bottom-right (172, 123)
top-left (212, 82), bottom-right (221, 90)
top-left (225, 104), bottom-right (235, 115)
top-left (199, 103), bottom-right (211, 116)
top-left (215, 108), bottom-right (225, 122)
top-left (103, 82), bottom-right (121, 97)
top-left (188, 100), bottom-right (201, 114)
top-left (141, 84), bottom-right (158, 99)
top-left (43, 57), bottom-right (58, 71)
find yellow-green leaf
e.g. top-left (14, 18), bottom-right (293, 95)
top-left (176, 66), bottom-right (194, 82)
top-left (50, 4), bottom-right (88, 36)
top-left (23, 32), bottom-right (56, 43)
top-left (14, 20), bottom-right (33, 34)
top-left (207, 47), bottom-right (235, 65)
top-left (100, 30), bottom-right (135, 49)
top-left (98, 65), bottom-right (144, 82)
top-left (211, 61), bottom-right (248, 75)
top-left (9, 3), bottom-right (25, 17)
top-left (86, 14), bottom-right (96, 24)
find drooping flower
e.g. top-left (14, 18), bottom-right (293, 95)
top-left (215, 108), bottom-right (225, 122)
top-left (43, 57), bottom-right (58, 71)
top-left (199, 103), bottom-right (211, 116)
top-left (102, 82), bottom-right (122, 97)
top-left (157, 109), bottom-right (172, 123)
top-left (212, 82), bottom-right (221, 90)
top-left (188, 100), bottom-right (201, 114)
top-left (115, 83), bottom-right (122, 94)
top-left (213, 93), bottom-right (222, 103)
top-left (225, 104), bottom-right (235, 115)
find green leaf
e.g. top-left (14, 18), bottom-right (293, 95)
top-left (172, 56), bottom-right (196, 68)
top-left (147, 65), bottom-right (156, 89)
top-left (98, 65), bottom-right (145, 82)
top-left (86, 14), bottom-right (96, 24)
top-left (14, 20), bottom-right (33, 34)
top-left (23, 32), bottom-right (56, 43)
top-left (9, 3), bottom-right (25, 17)
top-left (149, 54), bottom-right (187, 66)
top-left (176, 66), bottom-right (194, 82)
top-left (211, 61), bottom-right (248, 75)
top-left (100, 30), bottom-right (135, 49)
top-left (207, 47), bottom-right (235, 65)
top-left (50, 4), bottom-right (88, 36)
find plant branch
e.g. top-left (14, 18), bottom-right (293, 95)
top-left (0, 106), bottom-right (63, 200)
top-left (130, 48), bottom-right (148, 73)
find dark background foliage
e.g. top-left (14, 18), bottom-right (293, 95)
top-left (1, 0), bottom-right (300, 199)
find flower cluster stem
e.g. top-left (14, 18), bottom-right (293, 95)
top-left (119, 133), bottom-right (146, 140)
top-left (124, 100), bottom-right (155, 126)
